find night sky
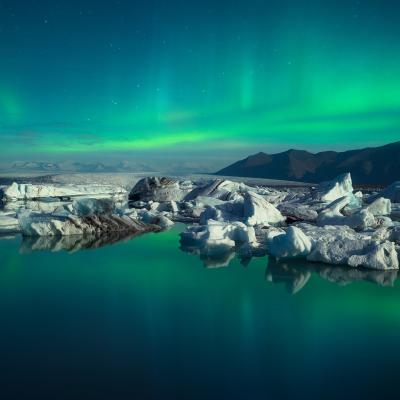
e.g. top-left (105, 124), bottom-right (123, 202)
top-left (1, 0), bottom-right (399, 167)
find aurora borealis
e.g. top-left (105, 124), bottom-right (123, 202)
top-left (1, 0), bottom-right (399, 166)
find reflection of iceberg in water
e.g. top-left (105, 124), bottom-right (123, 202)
top-left (266, 259), bottom-right (312, 294)
top-left (316, 265), bottom-right (398, 287)
top-left (179, 242), bottom-right (236, 268)
top-left (266, 258), bottom-right (398, 294)
top-left (20, 230), bottom-right (144, 253)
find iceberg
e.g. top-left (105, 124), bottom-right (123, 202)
top-left (18, 198), bottom-right (161, 236)
top-left (311, 173), bottom-right (354, 203)
top-left (184, 179), bottom-right (250, 201)
top-left (2, 170), bottom-right (398, 273)
top-left (297, 223), bottom-right (398, 270)
top-left (180, 219), bottom-right (257, 250)
top-left (19, 211), bottom-right (160, 237)
top-left (0, 212), bottom-right (20, 234)
top-left (243, 191), bottom-right (285, 226)
top-left (268, 226), bottom-right (312, 259)
top-left (129, 177), bottom-right (189, 202)
top-left (1, 182), bottom-right (126, 201)
top-left (316, 196), bottom-right (377, 230)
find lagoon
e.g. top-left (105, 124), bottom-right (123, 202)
top-left (0, 226), bottom-right (399, 399)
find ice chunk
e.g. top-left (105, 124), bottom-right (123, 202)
top-left (1, 182), bottom-right (126, 201)
top-left (354, 191), bottom-right (363, 199)
top-left (299, 223), bottom-right (399, 270)
top-left (311, 173), bottom-right (354, 202)
top-left (367, 197), bottom-right (391, 216)
top-left (243, 191), bottom-right (285, 226)
top-left (129, 177), bottom-right (188, 202)
top-left (71, 198), bottom-right (115, 216)
top-left (184, 179), bottom-right (250, 201)
top-left (180, 218), bottom-right (260, 268)
top-left (317, 196), bottom-right (376, 230)
top-left (153, 200), bottom-right (179, 213)
top-left (199, 199), bottom-right (244, 224)
top-left (18, 210), bottom-right (160, 236)
top-left (346, 241), bottom-right (398, 270)
top-left (137, 209), bottom-right (174, 229)
top-left (180, 220), bottom-right (257, 251)
top-left (268, 226), bottom-right (312, 259)
top-left (278, 203), bottom-right (318, 222)
top-left (0, 213), bottom-right (20, 234)
top-left (255, 187), bottom-right (289, 204)
top-left (123, 207), bottom-right (174, 229)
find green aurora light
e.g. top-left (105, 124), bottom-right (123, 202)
top-left (0, 0), bottom-right (399, 161)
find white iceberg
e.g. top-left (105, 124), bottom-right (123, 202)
top-left (366, 197), bottom-right (391, 216)
top-left (311, 173), bottom-right (354, 203)
top-left (18, 198), bottom-right (160, 236)
top-left (243, 191), bottom-right (285, 226)
top-left (317, 196), bottom-right (377, 230)
top-left (268, 226), bottom-right (312, 259)
top-left (1, 182), bottom-right (126, 201)
top-left (184, 179), bottom-right (250, 201)
top-left (18, 211), bottom-right (159, 236)
top-left (0, 212), bottom-right (20, 234)
top-left (129, 177), bottom-right (189, 202)
top-left (180, 219), bottom-right (257, 251)
top-left (199, 199), bottom-right (244, 224)
top-left (297, 223), bottom-right (399, 270)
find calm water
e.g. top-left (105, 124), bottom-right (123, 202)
top-left (0, 225), bottom-right (399, 399)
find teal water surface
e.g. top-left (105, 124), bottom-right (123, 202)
top-left (0, 226), bottom-right (399, 399)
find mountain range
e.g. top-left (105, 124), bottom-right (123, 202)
top-left (10, 161), bottom-right (156, 173)
top-left (216, 141), bottom-right (400, 185)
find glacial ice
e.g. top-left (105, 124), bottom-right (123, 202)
top-left (366, 197), bottom-right (391, 216)
top-left (18, 211), bottom-right (160, 237)
top-left (129, 177), bottom-right (189, 202)
top-left (311, 173), bottom-right (355, 203)
top-left (17, 197), bottom-right (161, 236)
top-left (277, 203), bottom-right (318, 222)
top-left (243, 191), bottom-right (285, 226)
top-left (268, 226), bottom-right (312, 259)
top-left (1, 171), bottom-right (399, 272)
top-left (1, 182), bottom-right (126, 201)
top-left (297, 223), bottom-right (399, 270)
top-left (316, 196), bottom-right (377, 230)
top-left (184, 179), bottom-right (250, 201)
top-left (0, 212), bottom-right (20, 234)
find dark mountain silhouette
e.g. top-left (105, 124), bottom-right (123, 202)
top-left (216, 141), bottom-right (400, 184)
